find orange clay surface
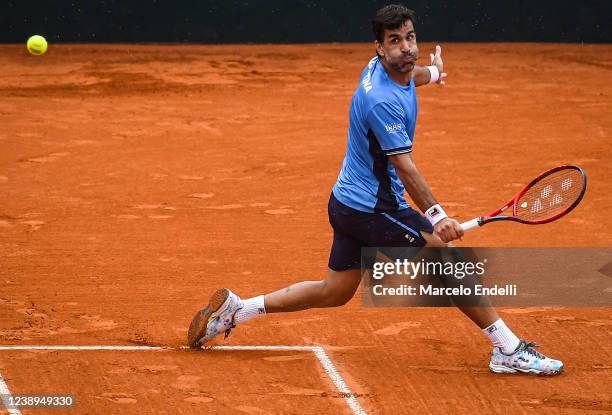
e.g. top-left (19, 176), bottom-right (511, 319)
top-left (0, 43), bottom-right (611, 414)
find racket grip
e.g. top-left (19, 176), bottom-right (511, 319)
top-left (460, 218), bottom-right (482, 232)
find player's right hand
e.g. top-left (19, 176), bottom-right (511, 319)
top-left (433, 217), bottom-right (464, 243)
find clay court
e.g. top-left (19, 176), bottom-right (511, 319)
top-left (0, 42), bottom-right (611, 414)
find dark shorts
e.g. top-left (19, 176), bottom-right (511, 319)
top-left (327, 192), bottom-right (434, 271)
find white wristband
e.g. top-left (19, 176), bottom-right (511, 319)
top-left (426, 65), bottom-right (440, 84)
top-left (425, 204), bottom-right (448, 226)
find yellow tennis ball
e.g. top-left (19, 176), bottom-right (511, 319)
top-left (27, 35), bottom-right (48, 55)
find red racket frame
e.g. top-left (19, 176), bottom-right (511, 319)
top-left (482, 165), bottom-right (587, 225)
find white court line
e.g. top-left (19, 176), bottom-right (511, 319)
top-left (0, 345), bottom-right (168, 351)
top-left (0, 371), bottom-right (22, 415)
top-left (311, 347), bottom-right (366, 415)
top-left (212, 346), bottom-right (366, 415)
top-left (0, 345), bottom-right (367, 415)
top-left (211, 345), bottom-right (315, 352)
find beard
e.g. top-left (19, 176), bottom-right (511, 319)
top-left (383, 49), bottom-right (418, 73)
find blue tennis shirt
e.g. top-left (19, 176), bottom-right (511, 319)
top-left (332, 56), bottom-right (418, 213)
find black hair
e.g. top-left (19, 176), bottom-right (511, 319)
top-left (372, 4), bottom-right (416, 43)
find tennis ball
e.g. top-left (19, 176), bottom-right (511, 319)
top-left (27, 35), bottom-right (48, 55)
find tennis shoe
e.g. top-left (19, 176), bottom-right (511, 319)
top-left (489, 339), bottom-right (563, 375)
top-left (187, 288), bottom-right (243, 348)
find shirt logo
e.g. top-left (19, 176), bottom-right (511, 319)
top-left (362, 72), bottom-right (373, 93)
top-left (361, 57), bottom-right (377, 93)
top-left (385, 123), bottom-right (403, 133)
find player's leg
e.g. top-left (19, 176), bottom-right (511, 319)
top-left (420, 229), bottom-right (563, 375)
top-left (422, 230), bottom-right (518, 351)
top-left (188, 270), bottom-right (361, 349)
top-left (421, 231), bottom-right (499, 328)
top-left (187, 193), bottom-right (366, 348)
top-left (187, 268), bottom-right (360, 348)
top-left (264, 268), bottom-right (361, 312)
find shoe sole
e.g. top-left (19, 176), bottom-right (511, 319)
top-left (489, 363), bottom-right (564, 376)
top-left (187, 288), bottom-right (230, 348)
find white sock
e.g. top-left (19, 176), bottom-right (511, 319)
top-left (483, 318), bottom-right (520, 354)
top-left (234, 295), bottom-right (266, 325)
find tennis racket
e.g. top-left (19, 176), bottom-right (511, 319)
top-left (460, 165), bottom-right (587, 231)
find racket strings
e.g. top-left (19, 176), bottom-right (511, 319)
top-left (515, 169), bottom-right (584, 222)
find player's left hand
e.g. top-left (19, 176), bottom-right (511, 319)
top-left (429, 45), bottom-right (447, 85)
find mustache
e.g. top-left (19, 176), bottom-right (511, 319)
top-left (401, 53), bottom-right (418, 60)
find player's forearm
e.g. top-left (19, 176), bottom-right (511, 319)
top-left (395, 164), bottom-right (438, 212)
top-left (412, 66), bottom-right (432, 87)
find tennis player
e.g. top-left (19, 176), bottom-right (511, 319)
top-left (188, 4), bottom-right (563, 375)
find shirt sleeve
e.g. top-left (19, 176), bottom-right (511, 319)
top-left (365, 102), bottom-right (413, 156)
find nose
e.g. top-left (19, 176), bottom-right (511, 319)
top-left (400, 39), bottom-right (410, 52)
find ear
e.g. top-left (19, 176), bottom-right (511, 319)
top-left (375, 40), bottom-right (385, 57)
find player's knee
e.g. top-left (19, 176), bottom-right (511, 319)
top-left (320, 280), bottom-right (356, 307)
top-left (327, 292), bottom-right (353, 307)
